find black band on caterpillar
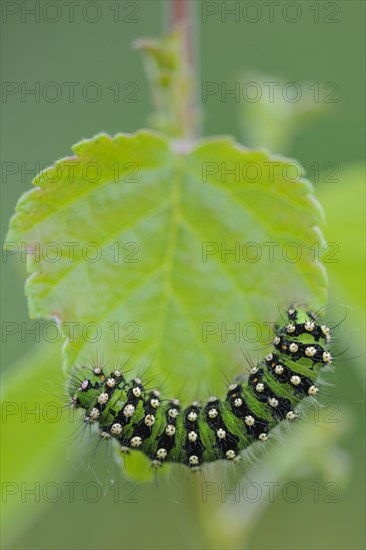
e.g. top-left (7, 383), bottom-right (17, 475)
top-left (68, 306), bottom-right (333, 469)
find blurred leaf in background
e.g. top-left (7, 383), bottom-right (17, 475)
top-left (236, 71), bottom-right (328, 153)
top-left (1, 341), bottom-right (69, 545)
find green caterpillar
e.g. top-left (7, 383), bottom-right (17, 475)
top-left (68, 306), bottom-right (333, 469)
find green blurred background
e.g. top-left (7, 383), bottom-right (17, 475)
top-left (1, 1), bottom-right (365, 548)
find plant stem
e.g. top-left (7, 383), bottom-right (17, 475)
top-left (169, 0), bottom-right (193, 65)
top-left (166, 0), bottom-right (202, 140)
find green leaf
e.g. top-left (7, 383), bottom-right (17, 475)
top-left (6, 131), bottom-right (327, 401)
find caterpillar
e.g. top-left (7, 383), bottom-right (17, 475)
top-left (68, 306), bottom-right (334, 470)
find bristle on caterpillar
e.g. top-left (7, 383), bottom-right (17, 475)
top-left (68, 306), bottom-right (334, 469)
